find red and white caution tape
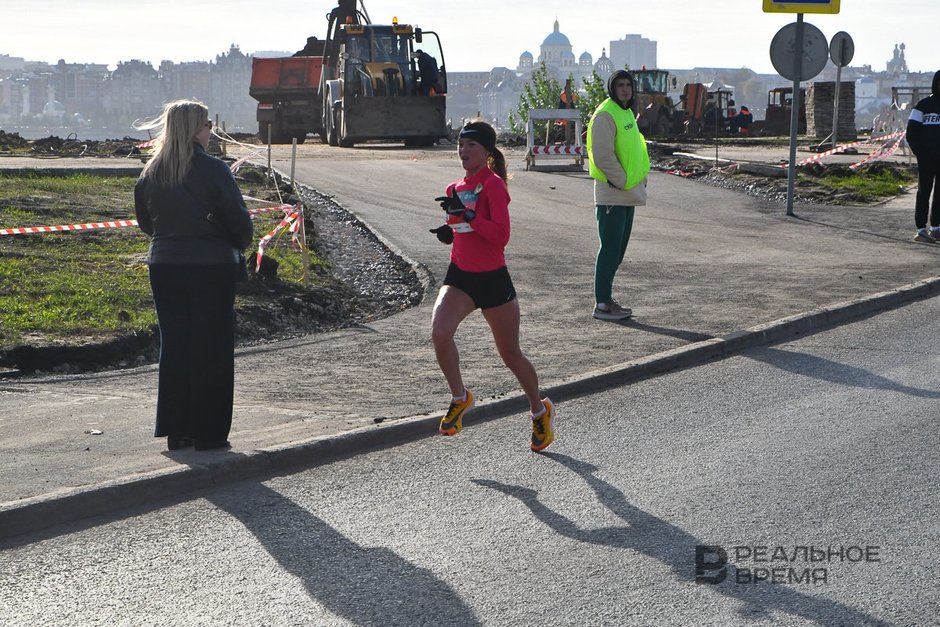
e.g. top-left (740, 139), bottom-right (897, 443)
top-left (785, 130), bottom-right (906, 168)
top-left (3, 139), bottom-right (293, 242)
top-left (850, 133), bottom-right (906, 170)
top-left (0, 203), bottom-right (297, 236)
top-left (247, 202), bottom-right (296, 216)
top-left (256, 204), bottom-right (303, 269)
top-left (789, 138), bottom-right (867, 168)
top-left (0, 220), bottom-right (138, 236)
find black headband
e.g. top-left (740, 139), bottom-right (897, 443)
top-left (459, 126), bottom-right (496, 152)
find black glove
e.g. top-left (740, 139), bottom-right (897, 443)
top-left (429, 224), bottom-right (453, 244)
top-left (435, 192), bottom-right (466, 215)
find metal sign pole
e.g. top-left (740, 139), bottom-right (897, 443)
top-left (831, 59), bottom-right (842, 150)
top-left (828, 32), bottom-right (855, 149)
top-left (785, 13), bottom-right (804, 217)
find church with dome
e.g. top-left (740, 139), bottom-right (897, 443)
top-left (517, 19), bottom-right (616, 83)
top-left (473, 19), bottom-right (647, 129)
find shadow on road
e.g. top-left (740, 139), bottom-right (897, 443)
top-left (790, 213), bottom-right (920, 246)
top-left (473, 452), bottom-right (888, 626)
top-left (208, 482), bottom-right (480, 626)
top-left (618, 318), bottom-right (714, 342)
top-left (746, 346), bottom-right (940, 399)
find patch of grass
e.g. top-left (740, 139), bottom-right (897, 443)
top-left (805, 167), bottom-right (916, 202)
top-left (0, 175), bottom-right (151, 346)
top-left (0, 170), bottom-right (327, 349)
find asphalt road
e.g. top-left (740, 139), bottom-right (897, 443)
top-left (1, 141), bottom-right (939, 513)
top-left (3, 294), bottom-right (937, 626)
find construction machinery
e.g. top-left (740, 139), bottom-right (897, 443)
top-left (675, 82), bottom-right (735, 136)
top-left (632, 68), bottom-right (680, 136)
top-left (250, 53), bottom-right (325, 144)
top-left (755, 87), bottom-right (806, 136)
top-left (249, 0), bottom-right (448, 146)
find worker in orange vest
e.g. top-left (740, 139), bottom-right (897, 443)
top-left (556, 78), bottom-right (579, 144)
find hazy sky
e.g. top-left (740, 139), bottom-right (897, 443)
top-left (4, 0), bottom-right (935, 76)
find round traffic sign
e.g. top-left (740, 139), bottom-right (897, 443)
top-left (769, 21), bottom-right (828, 82)
top-left (829, 31), bottom-right (855, 67)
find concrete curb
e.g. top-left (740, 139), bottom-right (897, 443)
top-left (3, 277), bottom-right (938, 540)
top-left (290, 176), bottom-right (436, 300)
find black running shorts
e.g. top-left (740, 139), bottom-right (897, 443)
top-left (443, 262), bottom-right (517, 310)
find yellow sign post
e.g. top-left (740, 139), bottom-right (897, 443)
top-left (763, 0), bottom-right (840, 14)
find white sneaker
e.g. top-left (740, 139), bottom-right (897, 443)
top-left (593, 300), bottom-right (633, 320)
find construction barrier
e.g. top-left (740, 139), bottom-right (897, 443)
top-left (524, 108), bottom-right (584, 171)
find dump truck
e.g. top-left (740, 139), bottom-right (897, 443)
top-left (250, 54), bottom-right (325, 144)
top-left (249, 0), bottom-right (448, 146)
top-left (632, 68), bottom-right (680, 136)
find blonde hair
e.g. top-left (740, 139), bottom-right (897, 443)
top-left (136, 99), bottom-right (208, 186)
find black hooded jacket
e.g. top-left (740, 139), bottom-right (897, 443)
top-left (906, 70), bottom-right (940, 160)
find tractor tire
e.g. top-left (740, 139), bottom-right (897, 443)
top-left (653, 112), bottom-right (670, 137)
top-left (260, 121), bottom-right (289, 144)
top-left (404, 137), bottom-right (436, 148)
top-left (336, 107), bottom-right (354, 147)
top-left (326, 106), bottom-right (338, 147)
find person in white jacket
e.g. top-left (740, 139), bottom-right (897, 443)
top-left (586, 69), bottom-right (651, 320)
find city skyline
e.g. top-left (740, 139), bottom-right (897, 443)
top-left (4, 1), bottom-right (936, 76)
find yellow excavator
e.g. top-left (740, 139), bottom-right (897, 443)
top-left (249, 0), bottom-right (448, 146)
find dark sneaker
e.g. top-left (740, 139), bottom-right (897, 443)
top-left (439, 388), bottom-right (475, 436)
top-left (593, 300), bottom-right (633, 320)
top-left (530, 398), bottom-right (555, 452)
top-left (913, 231), bottom-right (937, 244)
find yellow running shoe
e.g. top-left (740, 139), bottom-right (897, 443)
top-left (439, 388), bottom-right (475, 436)
top-left (530, 398), bottom-right (555, 452)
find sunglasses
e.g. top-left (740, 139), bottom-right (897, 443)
top-left (204, 120), bottom-right (213, 129)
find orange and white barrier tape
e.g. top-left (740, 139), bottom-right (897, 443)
top-left (850, 134), bottom-right (906, 170)
top-left (3, 137), bottom-right (294, 245)
top-left (789, 138), bottom-right (868, 168)
top-left (256, 204), bottom-right (303, 270)
top-left (786, 130), bottom-right (906, 168)
top-left (247, 202), bottom-right (296, 216)
top-left (1, 203), bottom-right (298, 236)
top-left (0, 220), bottom-right (139, 236)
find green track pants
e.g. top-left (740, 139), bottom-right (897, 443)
top-left (594, 204), bottom-right (635, 304)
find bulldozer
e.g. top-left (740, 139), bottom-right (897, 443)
top-left (249, 0), bottom-right (448, 146)
top-left (632, 68), bottom-right (680, 136)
